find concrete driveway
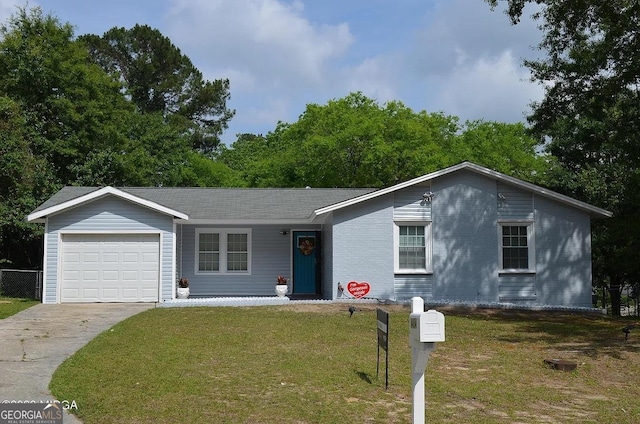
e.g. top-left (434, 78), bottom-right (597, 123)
top-left (0, 303), bottom-right (155, 423)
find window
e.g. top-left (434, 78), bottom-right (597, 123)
top-left (196, 229), bottom-right (251, 274)
top-left (226, 233), bottom-right (248, 271)
top-left (198, 233), bottom-right (219, 272)
top-left (499, 223), bottom-right (534, 272)
top-left (394, 222), bottom-right (432, 273)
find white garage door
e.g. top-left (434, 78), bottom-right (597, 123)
top-left (61, 234), bottom-right (160, 302)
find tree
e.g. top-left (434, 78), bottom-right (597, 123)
top-left (221, 92), bottom-right (548, 189)
top-left (455, 120), bottom-right (556, 185)
top-left (0, 6), bottom-right (134, 186)
top-left (80, 24), bottom-right (235, 153)
top-left (0, 97), bottom-right (53, 267)
top-left (0, 7), bottom-right (239, 267)
top-left (487, 0), bottom-right (640, 315)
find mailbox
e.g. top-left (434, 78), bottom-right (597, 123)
top-left (409, 297), bottom-right (445, 424)
top-left (410, 309), bottom-right (445, 343)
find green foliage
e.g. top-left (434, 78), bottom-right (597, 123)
top-left (0, 7), bottom-right (238, 266)
top-left (80, 24), bottom-right (235, 153)
top-left (217, 133), bottom-right (279, 186)
top-left (0, 7), bottom-right (133, 185)
top-left (489, 0), bottom-right (640, 315)
top-left (181, 151), bottom-right (247, 187)
top-left (0, 96), bottom-right (52, 267)
top-left (221, 92), bottom-right (548, 188)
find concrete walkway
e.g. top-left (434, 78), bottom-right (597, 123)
top-left (0, 303), bottom-right (155, 423)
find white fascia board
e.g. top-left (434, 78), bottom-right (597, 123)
top-left (176, 218), bottom-right (314, 225)
top-left (311, 161), bottom-right (612, 219)
top-left (462, 163), bottom-right (613, 218)
top-left (312, 162), bottom-right (469, 218)
top-left (27, 186), bottom-right (189, 221)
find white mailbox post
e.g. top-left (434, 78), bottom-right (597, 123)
top-left (409, 297), bottom-right (445, 424)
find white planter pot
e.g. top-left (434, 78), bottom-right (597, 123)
top-left (177, 287), bottom-right (190, 299)
top-left (275, 285), bottom-right (288, 297)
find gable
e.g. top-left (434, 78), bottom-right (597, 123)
top-left (27, 186), bottom-right (188, 222)
top-left (313, 162), bottom-right (612, 220)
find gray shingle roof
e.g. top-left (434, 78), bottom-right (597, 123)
top-left (31, 187), bottom-right (376, 220)
top-left (29, 162), bottom-right (612, 222)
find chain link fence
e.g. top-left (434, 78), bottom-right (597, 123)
top-left (0, 269), bottom-right (43, 300)
top-left (594, 284), bottom-right (639, 317)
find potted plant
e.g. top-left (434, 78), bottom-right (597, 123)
top-left (275, 275), bottom-right (288, 297)
top-left (177, 277), bottom-right (189, 299)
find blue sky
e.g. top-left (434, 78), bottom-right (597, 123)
top-left (1, 0), bottom-right (544, 144)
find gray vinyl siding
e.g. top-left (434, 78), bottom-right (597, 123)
top-left (497, 182), bottom-right (534, 220)
top-left (534, 196), bottom-right (593, 307)
top-left (179, 224), bottom-right (320, 296)
top-left (43, 228), bottom-right (57, 304)
top-left (392, 185), bottom-right (433, 300)
top-left (394, 184), bottom-right (431, 221)
top-left (390, 173), bottom-right (593, 306)
top-left (331, 196), bottom-right (395, 300)
top-left (496, 181), bottom-right (536, 301)
top-left (394, 275), bottom-right (433, 299)
top-left (498, 275), bottom-right (536, 301)
top-left (43, 196), bottom-right (174, 303)
top-left (431, 171), bottom-right (499, 302)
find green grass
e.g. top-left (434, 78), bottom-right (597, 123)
top-left (0, 296), bottom-right (39, 319)
top-left (50, 305), bottom-right (640, 423)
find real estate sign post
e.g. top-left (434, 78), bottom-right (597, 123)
top-left (376, 308), bottom-right (389, 389)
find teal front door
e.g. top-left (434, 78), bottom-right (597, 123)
top-left (293, 231), bottom-right (320, 294)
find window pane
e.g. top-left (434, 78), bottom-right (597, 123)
top-left (199, 233), bottom-right (219, 252)
top-left (198, 252), bottom-right (219, 272)
top-left (199, 233), bottom-right (220, 271)
top-left (227, 252), bottom-right (248, 271)
top-left (399, 225), bottom-right (426, 269)
top-left (227, 233), bottom-right (248, 271)
top-left (502, 225), bottom-right (529, 269)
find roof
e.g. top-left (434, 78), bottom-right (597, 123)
top-left (312, 161), bottom-right (612, 219)
top-left (27, 186), bottom-right (375, 223)
top-left (27, 161), bottom-right (612, 223)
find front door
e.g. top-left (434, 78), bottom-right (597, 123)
top-left (293, 231), bottom-right (320, 294)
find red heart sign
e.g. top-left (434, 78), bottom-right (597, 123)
top-left (347, 281), bottom-right (370, 299)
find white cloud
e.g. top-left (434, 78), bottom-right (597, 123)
top-left (165, 0), bottom-right (356, 141)
top-left (0, 0), bottom-right (25, 23)
top-left (244, 97), bottom-right (290, 127)
top-left (341, 56), bottom-right (398, 104)
top-left (161, 0), bottom-right (545, 141)
top-left (411, 0), bottom-right (542, 76)
top-left (398, 0), bottom-right (545, 123)
top-left (166, 0), bottom-right (353, 89)
top-left (435, 50), bottom-right (543, 123)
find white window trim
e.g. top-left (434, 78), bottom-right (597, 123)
top-left (393, 221), bottom-right (432, 274)
top-left (195, 228), bottom-right (252, 275)
top-left (498, 221), bottom-right (535, 274)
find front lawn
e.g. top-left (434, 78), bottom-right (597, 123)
top-left (0, 296), bottom-right (39, 319)
top-left (50, 304), bottom-right (640, 423)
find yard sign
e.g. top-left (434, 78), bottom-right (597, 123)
top-left (377, 308), bottom-right (389, 389)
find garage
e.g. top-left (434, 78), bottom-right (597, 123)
top-left (60, 233), bottom-right (160, 302)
